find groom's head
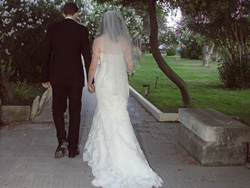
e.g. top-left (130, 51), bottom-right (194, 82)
top-left (63, 3), bottom-right (78, 20)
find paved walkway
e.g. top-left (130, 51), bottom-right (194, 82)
top-left (0, 87), bottom-right (250, 188)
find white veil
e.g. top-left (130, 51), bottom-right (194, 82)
top-left (93, 10), bottom-right (135, 68)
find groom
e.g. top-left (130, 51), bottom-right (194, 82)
top-left (41, 3), bottom-right (91, 158)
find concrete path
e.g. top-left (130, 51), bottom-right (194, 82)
top-left (0, 87), bottom-right (250, 188)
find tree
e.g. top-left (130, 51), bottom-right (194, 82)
top-left (202, 42), bottom-right (214, 67)
top-left (176, 22), bottom-right (203, 60)
top-left (0, 0), bottom-right (67, 103)
top-left (174, 0), bottom-right (250, 87)
top-left (159, 29), bottom-right (178, 55)
top-left (0, 0), bottom-right (66, 82)
top-left (0, 58), bottom-right (17, 104)
top-left (80, 1), bottom-right (143, 44)
top-left (95, 0), bottom-right (193, 107)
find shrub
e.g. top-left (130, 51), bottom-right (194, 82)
top-left (0, 79), bottom-right (44, 105)
top-left (218, 55), bottom-right (250, 88)
top-left (166, 47), bottom-right (176, 56)
top-left (179, 47), bottom-right (188, 58)
top-left (186, 41), bottom-right (202, 59)
top-left (179, 42), bottom-right (202, 59)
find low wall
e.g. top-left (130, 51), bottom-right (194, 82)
top-left (0, 87), bottom-right (52, 123)
top-left (1, 106), bottom-right (30, 123)
top-left (129, 86), bottom-right (178, 121)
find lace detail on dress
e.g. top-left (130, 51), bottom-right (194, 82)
top-left (83, 53), bottom-right (163, 188)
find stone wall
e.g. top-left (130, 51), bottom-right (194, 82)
top-left (0, 87), bottom-right (52, 123)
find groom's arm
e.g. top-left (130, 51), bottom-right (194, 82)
top-left (41, 25), bottom-right (52, 84)
top-left (80, 27), bottom-right (92, 83)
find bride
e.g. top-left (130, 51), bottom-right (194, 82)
top-left (83, 10), bottom-right (163, 188)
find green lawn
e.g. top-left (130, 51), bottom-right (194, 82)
top-left (129, 54), bottom-right (250, 126)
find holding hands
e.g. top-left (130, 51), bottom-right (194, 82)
top-left (42, 82), bottom-right (51, 89)
top-left (88, 83), bottom-right (95, 93)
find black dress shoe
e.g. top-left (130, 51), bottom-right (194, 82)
top-left (68, 149), bottom-right (80, 158)
top-left (54, 141), bottom-right (69, 159)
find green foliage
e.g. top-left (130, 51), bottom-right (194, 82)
top-left (81, 1), bottom-right (143, 43)
top-left (159, 29), bottom-right (178, 49)
top-left (0, 0), bottom-right (65, 82)
top-left (174, 0), bottom-right (250, 88)
top-left (179, 47), bottom-right (188, 58)
top-left (166, 47), bottom-right (176, 56)
top-left (11, 79), bottom-right (29, 103)
top-left (177, 30), bottom-right (202, 59)
top-left (0, 79), bottom-right (44, 105)
top-left (0, 58), bottom-right (15, 80)
top-left (218, 55), bottom-right (250, 88)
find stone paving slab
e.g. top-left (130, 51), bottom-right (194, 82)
top-left (0, 88), bottom-right (250, 188)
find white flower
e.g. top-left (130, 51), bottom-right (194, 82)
top-left (27, 25), bottom-right (34, 28)
top-left (36, 20), bottom-right (42, 24)
top-left (3, 18), bottom-right (11, 25)
top-left (55, 5), bottom-right (62, 10)
top-left (28, 18), bottom-right (33, 22)
top-left (8, 29), bottom-right (15, 36)
top-left (3, 10), bottom-right (10, 17)
top-left (5, 49), bottom-right (11, 55)
top-left (10, 8), bottom-right (17, 13)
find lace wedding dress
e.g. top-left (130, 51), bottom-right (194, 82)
top-left (83, 52), bottom-right (163, 188)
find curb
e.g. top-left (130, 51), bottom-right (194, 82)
top-left (129, 86), bottom-right (178, 122)
top-left (30, 87), bottom-right (52, 120)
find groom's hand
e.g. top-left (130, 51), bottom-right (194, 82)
top-left (42, 82), bottom-right (51, 89)
top-left (88, 84), bottom-right (95, 93)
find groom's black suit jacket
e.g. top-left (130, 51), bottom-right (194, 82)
top-left (41, 18), bottom-right (91, 87)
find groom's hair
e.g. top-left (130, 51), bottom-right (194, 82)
top-left (63, 3), bottom-right (78, 16)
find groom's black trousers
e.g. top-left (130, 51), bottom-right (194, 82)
top-left (52, 85), bottom-right (83, 152)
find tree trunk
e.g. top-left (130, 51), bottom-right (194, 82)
top-left (148, 0), bottom-right (192, 108)
top-left (212, 44), bottom-right (219, 62)
top-left (203, 42), bottom-right (214, 66)
top-left (0, 73), bottom-right (17, 104)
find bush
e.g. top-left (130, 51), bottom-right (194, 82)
top-left (0, 80), bottom-right (44, 105)
top-left (186, 41), bottom-right (202, 59)
top-left (218, 55), bottom-right (250, 88)
top-left (179, 42), bottom-right (202, 59)
top-left (166, 47), bottom-right (176, 56)
top-left (179, 47), bottom-right (188, 58)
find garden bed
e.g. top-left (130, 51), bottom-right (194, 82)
top-left (0, 83), bottom-right (48, 124)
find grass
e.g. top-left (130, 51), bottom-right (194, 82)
top-left (129, 54), bottom-right (250, 126)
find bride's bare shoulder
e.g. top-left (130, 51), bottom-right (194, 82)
top-left (94, 35), bottom-right (104, 42)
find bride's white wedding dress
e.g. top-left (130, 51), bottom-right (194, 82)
top-left (83, 53), bottom-right (163, 188)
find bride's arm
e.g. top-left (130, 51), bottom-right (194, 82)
top-left (88, 50), bottom-right (99, 93)
top-left (124, 39), bottom-right (134, 72)
top-left (88, 38), bottom-right (101, 93)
